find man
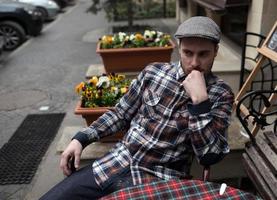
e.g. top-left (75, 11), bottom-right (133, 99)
top-left (41, 16), bottom-right (234, 199)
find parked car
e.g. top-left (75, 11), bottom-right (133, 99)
top-left (0, 35), bottom-right (4, 56)
top-left (13, 0), bottom-right (59, 21)
top-left (0, 0), bottom-right (43, 50)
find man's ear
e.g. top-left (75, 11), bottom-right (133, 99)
top-left (214, 44), bottom-right (219, 57)
top-left (178, 39), bottom-right (182, 54)
top-left (176, 38), bottom-right (181, 46)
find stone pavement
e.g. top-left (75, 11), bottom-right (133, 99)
top-left (0, 0), bottom-right (107, 199)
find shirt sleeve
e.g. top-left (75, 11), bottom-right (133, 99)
top-left (187, 83), bottom-right (234, 165)
top-left (72, 69), bottom-right (147, 148)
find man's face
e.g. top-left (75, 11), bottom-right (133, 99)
top-left (179, 37), bottom-right (218, 75)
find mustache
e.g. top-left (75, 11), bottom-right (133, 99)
top-left (188, 68), bottom-right (204, 74)
top-left (193, 67), bottom-right (204, 72)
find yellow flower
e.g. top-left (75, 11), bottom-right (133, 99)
top-left (117, 74), bottom-right (125, 81)
top-left (89, 76), bottom-right (98, 86)
top-left (76, 73), bottom-right (132, 108)
top-left (164, 34), bottom-right (171, 39)
top-left (111, 86), bottom-right (119, 95)
top-left (120, 87), bottom-right (128, 94)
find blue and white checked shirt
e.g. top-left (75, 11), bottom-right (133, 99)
top-left (73, 62), bottom-right (234, 188)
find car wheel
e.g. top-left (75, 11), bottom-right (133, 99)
top-left (36, 7), bottom-right (48, 21)
top-left (0, 21), bottom-right (26, 51)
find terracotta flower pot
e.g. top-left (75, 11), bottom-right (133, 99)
top-left (74, 101), bottom-right (125, 142)
top-left (96, 39), bottom-right (176, 73)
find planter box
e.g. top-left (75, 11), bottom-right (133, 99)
top-left (96, 40), bottom-right (176, 73)
top-left (74, 101), bottom-right (125, 142)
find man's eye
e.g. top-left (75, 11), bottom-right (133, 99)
top-left (184, 51), bottom-right (192, 57)
top-left (199, 52), bottom-right (209, 57)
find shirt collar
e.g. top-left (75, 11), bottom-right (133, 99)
top-left (176, 61), bottom-right (186, 82)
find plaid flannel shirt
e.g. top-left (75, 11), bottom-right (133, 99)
top-left (73, 62), bottom-right (234, 189)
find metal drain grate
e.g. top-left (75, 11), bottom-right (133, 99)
top-left (0, 113), bottom-right (65, 185)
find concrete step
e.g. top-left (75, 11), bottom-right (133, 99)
top-left (85, 64), bottom-right (140, 79)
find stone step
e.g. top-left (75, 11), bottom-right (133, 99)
top-left (85, 64), bottom-right (106, 79)
top-left (86, 64), bottom-right (139, 79)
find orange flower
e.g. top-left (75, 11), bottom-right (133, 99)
top-left (75, 82), bottom-right (85, 94)
top-left (134, 33), bottom-right (144, 41)
top-left (101, 35), bottom-right (113, 44)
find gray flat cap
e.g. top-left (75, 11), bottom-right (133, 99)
top-left (174, 16), bottom-right (221, 43)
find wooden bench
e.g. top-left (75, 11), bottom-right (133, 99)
top-left (236, 89), bottom-right (277, 200)
top-left (242, 131), bottom-right (277, 199)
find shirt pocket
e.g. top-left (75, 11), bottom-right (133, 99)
top-left (176, 108), bottom-right (189, 131)
top-left (142, 89), bottom-right (162, 120)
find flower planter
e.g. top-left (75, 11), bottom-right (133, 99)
top-left (96, 39), bottom-right (176, 73)
top-left (74, 101), bottom-right (125, 142)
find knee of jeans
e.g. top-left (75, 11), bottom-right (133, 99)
top-left (110, 176), bottom-right (133, 192)
top-left (118, 178), bottom-right (132, 188)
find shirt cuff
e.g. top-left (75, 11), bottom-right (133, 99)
top-left (72, 131), bottom-right (91, 149)
top-left (187, 99), bottom-right (212, 115)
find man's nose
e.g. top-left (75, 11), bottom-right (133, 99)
top-left (191, 55), bottom-right (200, 67)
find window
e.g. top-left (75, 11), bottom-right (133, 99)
top-left (192, 0), bottom-right (250, 46)
top-left (221, 6), bottom-right (249, 45)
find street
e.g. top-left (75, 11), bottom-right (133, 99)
top-left (0, 0), bottom-right (109, 199)
top-left (0, 0), bottom-right (109, 147)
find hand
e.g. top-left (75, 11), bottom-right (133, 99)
top-left (182, 70), bottom-right (208, 104)
top-left (60, 139), bottom-right (83, 176)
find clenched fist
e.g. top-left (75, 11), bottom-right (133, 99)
top-left (182, 70), bottom-right (208, 104)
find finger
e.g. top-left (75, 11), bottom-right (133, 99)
top-left (67, 159), bottom-right (73, 175)
top-left (74, 153), bottom-right (80, 169)
top-left (60, 153), bottom-right (72, 176)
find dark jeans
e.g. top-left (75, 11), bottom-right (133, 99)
top-left (39, 164), bottom-right (133, 200)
